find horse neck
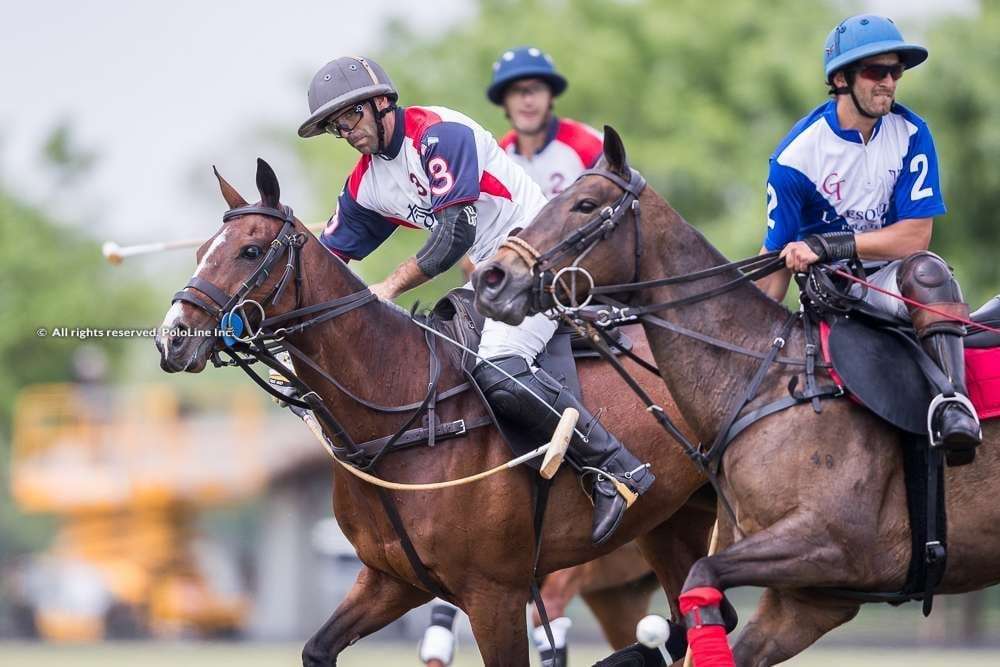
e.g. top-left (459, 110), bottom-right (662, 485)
top-left (632, 192), bottom-right (796, 441)
top-left (285, 239), bottom-right (440, 444)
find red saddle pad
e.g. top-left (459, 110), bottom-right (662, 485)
top-left (966, 347), bottom-right (1000, 420)
top-left (819, 320), bottom-right (1000, 422)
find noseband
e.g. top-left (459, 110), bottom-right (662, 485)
top-left (499, 167), bottom-right (647, 313)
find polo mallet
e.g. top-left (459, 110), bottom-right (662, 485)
top-left (101, 222), bottom-right (328, 265)
top-left (297, 406), bottom-right (580, 490)
top-left (540, 407), bottom-right (579, 479)
top-left (636, 614), bottom-right (673, 663)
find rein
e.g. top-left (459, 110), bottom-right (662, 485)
top-left (514, 165), bottom-right (844, 533)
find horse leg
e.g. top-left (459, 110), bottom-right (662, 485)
top-left (581, 578), bottom-right (657, 649)
top-left (302, 565), bottom-right (432, 667)
top-left (466, 583), bottom-right (531, 667)
top-left (635, 493), bottom-right (716, 618)
top-left (529, 566), bottom-right (581, 665)
top-left (731, 588), bottom-right (859, 666)
top-left (680, 520), bottom-right (858, 667)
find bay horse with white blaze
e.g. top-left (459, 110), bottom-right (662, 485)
top-left (473, 127), bottom-right (1000, 666)
top-left (154, 159), bottom-right (716, 666)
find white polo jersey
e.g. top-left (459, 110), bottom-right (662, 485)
top-left (320, 105), bottom-right (547, 265)
top-left (499, 117), bottom-right (603, 199)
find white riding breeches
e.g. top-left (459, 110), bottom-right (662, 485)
top-left (477, 312), bottom-right (559, 364)
top-left (851, 260), bottom-right (909, 321)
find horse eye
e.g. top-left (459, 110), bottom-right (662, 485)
top-left (573, 200), bottom-right (598, 214)
top-left (240, 245), bottom-right (263, 260)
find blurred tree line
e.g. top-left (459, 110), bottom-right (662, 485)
top-left (288, 0), bottom-right (999, 307)
top-left (0, 127), bottom-right (158, 558)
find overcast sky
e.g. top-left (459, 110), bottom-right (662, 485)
top-left (0, 0), bottom-right (977, 248)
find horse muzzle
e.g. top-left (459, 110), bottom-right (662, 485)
top-left (472, 260), bottom-right (534, 325)
top-left (155, 303), bottom-right (215, 373)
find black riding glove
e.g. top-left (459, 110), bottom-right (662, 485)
top-left (803, 231), bottom-right (857, 263)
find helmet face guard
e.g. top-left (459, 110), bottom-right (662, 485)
top-left (299, 57), bottom-right (398, 138)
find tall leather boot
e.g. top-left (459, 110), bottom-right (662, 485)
top-left (473, 355), bottom-right (654, 545)
top-left (922, 332), bottom-right (981, 465)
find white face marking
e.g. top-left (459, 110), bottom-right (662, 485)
top-left (161, 301), bottom-right (186, 331)
top-left (195, 227), bottom-right (231, 276)
top-left (159, 227), bottom-right (230, 334)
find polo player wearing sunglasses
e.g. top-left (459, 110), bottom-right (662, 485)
top-left (298, 57), bottom-right (655, 548)
top-left (756, 15), bottom-right (981, 462)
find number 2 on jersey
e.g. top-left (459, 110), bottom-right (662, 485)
top-left (910, 154), bottom-right (933, 201)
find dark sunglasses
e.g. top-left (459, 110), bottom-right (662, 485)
top-left (853, 63), bottom-right (905, 82)
top-left (325, 104), bottom-right (365, 137)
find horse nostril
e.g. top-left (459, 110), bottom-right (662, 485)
top-left (169, 322), bottom-right (190, 350)
top-left (482, 267), bottom-right (506, 290)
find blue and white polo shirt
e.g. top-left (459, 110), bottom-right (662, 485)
top-left (763, 100), bottom-right (946, 251)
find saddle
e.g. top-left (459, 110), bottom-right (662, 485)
top-left (430, 288), bottom-right (634, 468)
top-left (819, 297), bottom-right (1000, 433)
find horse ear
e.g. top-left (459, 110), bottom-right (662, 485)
top-left (256, 158), bottom-right (281, 209)
top-left (602, 125), bottom-right (630, 178)
top-left (213, 166), bottom-right (248, 209)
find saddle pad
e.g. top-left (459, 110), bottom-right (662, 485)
top-left (966, 346), bottom-right (1000, 420)
top-left (821, 319), bottom-right (1000, 430)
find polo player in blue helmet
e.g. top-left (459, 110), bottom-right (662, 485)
top-left (488, 46), bottom-right (604, 200)
top-left (756, 15), bottom-right (982, 463)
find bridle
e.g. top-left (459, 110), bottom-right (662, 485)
top-left (168, 203), bottom-right (468, 468)
top-left (499, 166), bottom-right (647, 314)
top-left (495, 162), bottom-right (829, 538)
top-left (171, 204), bottom-right (308, 342)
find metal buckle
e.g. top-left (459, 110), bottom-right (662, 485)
top-left (454, 419), bottom-right (467, 437)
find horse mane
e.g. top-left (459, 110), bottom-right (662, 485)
top-left (644, 188), bottom-right (792, 318)
top-left (299, 222), bottom-right (416, 322)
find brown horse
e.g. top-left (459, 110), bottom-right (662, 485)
top-left (473, 126), bottom-right (1000, 665)
top-left (154, 160), bottom-right (715, 666)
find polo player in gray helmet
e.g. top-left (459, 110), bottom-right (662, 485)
top-left (298, 56), bottom-right (656, 544)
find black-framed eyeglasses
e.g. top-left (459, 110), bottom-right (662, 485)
top-left (853, 63), bottom-right (905, 82)
top-left (325, 104), bottom-right (365, 138)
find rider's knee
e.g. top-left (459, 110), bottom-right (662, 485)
top-left (896, 251), bottom-right (968, 337)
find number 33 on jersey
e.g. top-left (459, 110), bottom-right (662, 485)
top-left (321, 106), bottom-right (547, 265)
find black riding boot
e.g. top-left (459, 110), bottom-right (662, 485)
top-left (473, 355), bottom-right (654, 545)
top-left (922, 332), bottom-right (982, 465)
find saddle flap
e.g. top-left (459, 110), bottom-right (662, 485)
top-left (825, 316), bottom-right (933, 435)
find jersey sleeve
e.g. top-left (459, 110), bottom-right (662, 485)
top-left (319, 184), bottom-right (397, 261)
top-left (419, 122), bottom-right (481, 213)
top-left (893, 124), bottom-right (947, 220)
top-left (762, 160), bottom-right (810, 251)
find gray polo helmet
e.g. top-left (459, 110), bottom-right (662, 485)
top-left (298, 56), bottom-right (398, 138)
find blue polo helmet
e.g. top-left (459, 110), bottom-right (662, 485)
top-left (487, 46), bottom-right (568, 105)
top-left (823, 15), bottom-right (928, 82)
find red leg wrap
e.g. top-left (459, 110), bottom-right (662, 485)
top-left (680, 587), bottom-right (734, 667)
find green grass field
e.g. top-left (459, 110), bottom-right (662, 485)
top-left (2, 642), bottom-right (1000, 666)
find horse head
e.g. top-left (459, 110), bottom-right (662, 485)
top-left (155, 158), bottom-right (316, 372)
top-left (473, 125), bottom-right (644, 324)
